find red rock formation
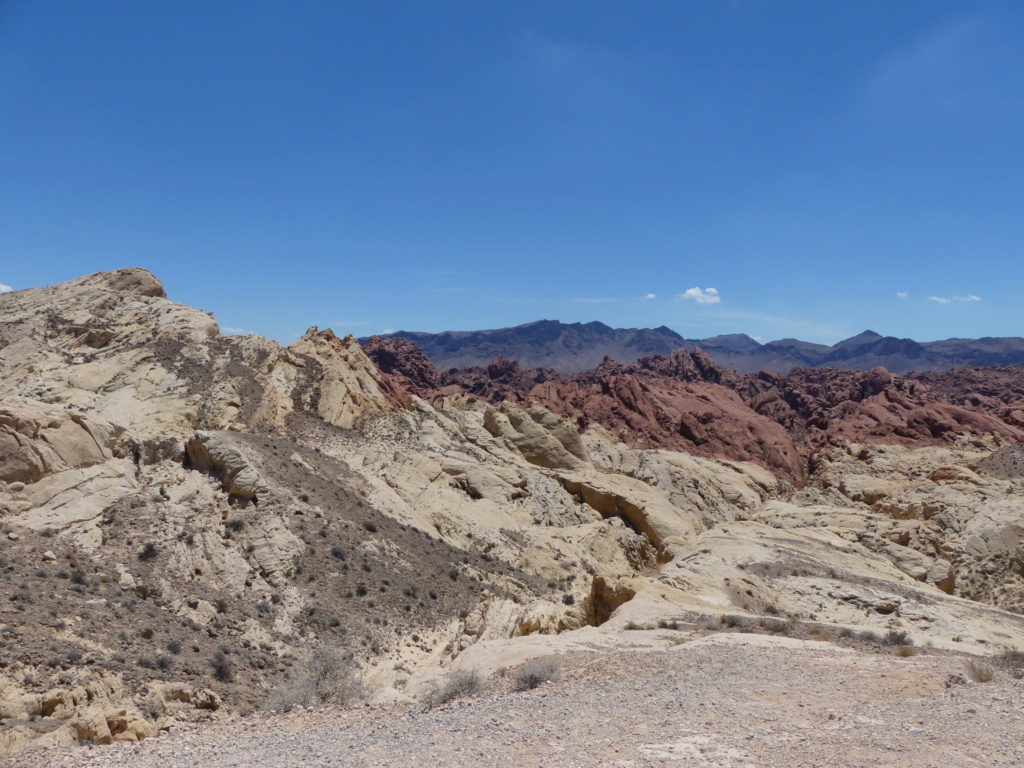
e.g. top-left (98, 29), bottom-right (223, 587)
top-left (363, 339), bottom-right (1024, 485)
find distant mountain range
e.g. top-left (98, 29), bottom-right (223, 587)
top-left (366, 320), bottom-right (1024, 374)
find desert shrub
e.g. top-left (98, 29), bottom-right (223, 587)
top-left (362, 521), bottom-right (378, 533)
top-left (330, 546), bottom-right (347, 560)
top-left (70, 571), bottom-right (87, 585)
top-left (225, 518), bottom-right (246, 533)
top-left (759, 618), bottom-right (792, 635)
top-left (155, 655), bottom-right (174, 671)
top-left (355, 585), bottom-right (368, 597)
top-left (884, 629), bottom-right (912, 647)
top-left (210, 650), bottom-right (234, 682)
top-left (658, 620), bottom-right (680, 630)
top-left (721, 615), bottom-right (746, 629)
top-left (512, 657), bottom-right (561, 691)
top-left (858, 630), bottom-right (882, 645)
top-left (995, 648), bottom-right (1024, 679)
top-left (423, 669), bottom-right (482, 709)
top-left (138, 542), bottom-right (159, 561)
top-left (562, 593), bottom-right (575, 606)
top-left (263, 644), bottom-right (364, 712)
top-left (965, 658), bottom-right (994, 683)
top-left (166, 641), bottom-right (182, 655)
top-left (894, 645), bottom-right (917, 657)
top-left (215, 598), bottom-right (230, 614)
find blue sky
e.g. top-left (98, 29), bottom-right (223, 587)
top-left (1, 1), bottom-right (1022, 345)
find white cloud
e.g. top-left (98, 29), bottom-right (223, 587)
top-left (646, 293), bottom-right (656, 299)
top-left (928, 294), bottom-right (980, 304)
top-left (382, 328), bottom-right (395, 334)
top-left (221, 327), bottom-right (251, 335)
top-left (678, 287), bottom-right (721, 304)
top-left (0, 283), bottom-right (13, 294)
top-left (896, 291), bottom-right (909, 298)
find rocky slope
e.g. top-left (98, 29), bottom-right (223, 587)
top-left (3, 269), bottom-right (1024, 759)
top-left (364, 337), bottom-right (1024, 484)
top-left (373, 322), bottom-right (1024, 375)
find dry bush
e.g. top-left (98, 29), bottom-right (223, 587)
top-left (894, 645), bottom-right (917, 657)
top-left (759, 618), bottom-right (792, 636)
top-left (512, 657), bottom-right (561, 691)
top-left (423, 669), bottom-right (482, 709)
top-left (209, 649), bottom-right (234, 682)
top-left (965, 658), bottom-right (994, 683)
top-left (264, 644), bottom-right (364, 712)
top-left (995, 648), bottom-right (1024, 679)
top-left (884, 629), bottom-right (912, 647)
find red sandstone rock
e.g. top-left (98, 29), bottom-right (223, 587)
top-left (362, 339), bottom-right (1024, 484)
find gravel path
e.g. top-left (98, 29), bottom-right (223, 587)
top-left (9, 634), bottom-right (1024, 768)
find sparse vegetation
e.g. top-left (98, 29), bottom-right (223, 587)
top-left (512, 656), bottom-right (561, 691)
top-left (995, 648), bottom-right (1024, 678)
top-left (965, 658), bottom-right (994, 683)
top-left (263, 643), bottom-right (364, 712)
top-left (138, 542), bottom-right (159, 561)
top-left (423, 669), bottom-right (483, 709)
top-left (884, 629), bottom-right (912, 647)
top-left (210, 649), bottom-right (235, 682)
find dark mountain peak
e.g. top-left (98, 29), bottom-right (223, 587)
top-left (362, 323), bottom-right (1024, 377)
top-left (699, 333), bottom-right (762, 351)
top-left (833, 330), bottom-right (884, 349)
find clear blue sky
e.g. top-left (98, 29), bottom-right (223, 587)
top-left (2, 1), bottom-right (1022, 345)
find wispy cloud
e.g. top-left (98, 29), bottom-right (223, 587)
top-left (687, 309), bottom-right (848, 342)
top-left (864, 16), bottom-right (1012, 119)
top-left (927, 294), bottom-right (980, 304)
top-left (571, 293), bottom-right (659, 304)
top-left (221, 326), bottom-right (251, 335)
top-left (515, 34), bottom-right (623, 107)
top-left (678, 287), bottom-right (721, 304)
top-left (896, 291), bottom-right (909, 298)
top-left (382, 328), bottom-right (395, 335)
top-left (0, 283), bottom-right (13, 294)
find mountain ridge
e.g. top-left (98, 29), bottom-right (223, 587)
top-left (367, 321), bottom-right (1024, 375)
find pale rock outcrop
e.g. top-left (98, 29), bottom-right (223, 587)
top-left (483, 402), bottom-right (587, 470)
top-left (185, 431), bottom-right (268, 503)
top-left (0, 395), bottom-right (122, 484)
top-left (288, 327), bottom-right (396, 428)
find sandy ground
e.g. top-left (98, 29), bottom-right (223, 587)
top-left (9, 632), bottom-right (1024, 768)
